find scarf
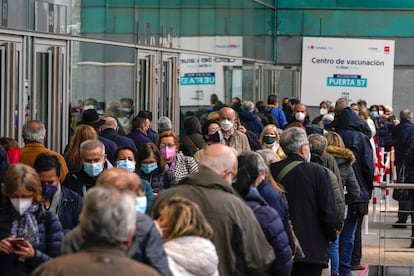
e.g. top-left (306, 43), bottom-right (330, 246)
top-left (10, 205), bottom-right (40, 247)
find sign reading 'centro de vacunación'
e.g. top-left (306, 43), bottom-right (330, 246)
top-left (301, 37), bottom-right (395, 107)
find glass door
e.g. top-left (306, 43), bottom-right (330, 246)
top-left (160, 53), bottom-right (179, 132)
top-left (0, 35), bottom-right (23, 142)
top-left (137, 51), bottom-right (157, 115)
top-left (32, 38), bottom-right (68, 153)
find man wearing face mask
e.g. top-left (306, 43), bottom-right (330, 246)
top-left (61, 168), bottom-right (172, 276)
top-left (284, 103), bottom-right (310, 129)
top-left (63, 139), bottom-right (112, 197)
top-left (269, 127), bottom-right (339, 276)
top-left (218, 107), bottom-right (250, 153)
top-left (34, 154), bottom-right (83, 234)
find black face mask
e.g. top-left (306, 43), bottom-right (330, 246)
top-left (209, 131), bottom-right (222, 143)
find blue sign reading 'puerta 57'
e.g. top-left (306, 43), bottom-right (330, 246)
top-left (327, 74), bottom-right (367, 88)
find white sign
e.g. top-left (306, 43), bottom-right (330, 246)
top-left (301, 37), bottom-right (395, 107)
top-left (179, 37), bottom-right (243, 106)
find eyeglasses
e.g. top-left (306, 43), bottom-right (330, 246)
top-left (160, 143), bottom-right (175, 148)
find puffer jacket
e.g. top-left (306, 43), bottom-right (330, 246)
top-left (0, 203), bottom-right (63, 275)
top-left (326, 145), bottom-right (360, 205)
top-left (245, 190), bottom-right (292, 276)
top-left (58, 186), bottom-right (83, 234)
top-left (140, 168), bottom-right (176, 194)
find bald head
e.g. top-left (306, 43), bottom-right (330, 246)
top-left (101, 117), bottom-right (118, 131)
top-left (200, 144), bottom-right (237, 182)
top-left (96, 168), bottom-right (142, 196)
top-left (219, 107), bottom-right (236, 124)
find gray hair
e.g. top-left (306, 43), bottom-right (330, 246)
top-left (308, 133), bottom-right (327, 155)
top-left (280, 127), bottom-right (308, 155)
top-left (256, 149), bottom-right (277, 166)
top-left (22, 120), bottom-right (46, 144)
top-left (80, 139), bottom-right (105, 156)
top-left (400, 108), bottom-right (414, 122)
top-left (80, 187), bottom-right (136, 245)
top-left (239, 151), bottom-right (268, 174)
top-left (335, 97), bottom-right (348, 113)
top-left (158, 116), bottom-right (172, 133)
top-left (241, 100), bottom-right (255, 112)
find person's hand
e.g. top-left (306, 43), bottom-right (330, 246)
top-left (237, 125), bottom-right (247, 134)
top-left (0, 236), bottom-right (15, 254)
top-left (12, 240), bottom-right (35, 261)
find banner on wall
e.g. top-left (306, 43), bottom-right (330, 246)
top-left (301, 37), bottom-right (395, 107)
top-left (179, 36), bottom-right (243, 106)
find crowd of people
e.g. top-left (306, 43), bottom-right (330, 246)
top-left (0, 93), bottom-right (411, 276)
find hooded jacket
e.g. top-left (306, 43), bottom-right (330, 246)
top-left (239, 111), bottom-right (264, 137)
top-left (326, 145), bottom-right (360, 205)
top-left (335, 108), bottom-right (374, 202)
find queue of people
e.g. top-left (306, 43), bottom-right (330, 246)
top-left (0, 94), bottom-right (407, 276)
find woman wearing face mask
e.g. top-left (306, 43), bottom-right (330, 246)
top-left (0, 164), bottom-right (64, 275)
top-left (259, 124), bottom-right (286, 161)
top-left (158, 131), bottom-right (199, 183)
top-left (115, 146), bottom-right (154, 212)
top-left (33, 154), bottom-right (83, 234)
top-left (137, 143), bottom-right (176, 196)
top-left (202, 120), bottom-right (225, 145)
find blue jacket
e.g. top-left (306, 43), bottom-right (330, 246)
top-left (0, 203), bottom-right (63, 275)
top-left (335, 108), bottom-right (374, 202)
top-left (266, 105), bottom-right (287, 128)
top-left (58, 186), bottom-right (84, 234)
top-left (101, 128), bottom-right (137, 151)
top-left (239, 111), bottom-right (264, 137)
top-left (257, 179), bottom-right (290, 237)
top-left (245, 190), bottom-right (292, 276)
top-left (127, 129), bottom-right (152, 150)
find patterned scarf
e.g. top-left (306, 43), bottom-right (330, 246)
top-left (10, 205), bottom-right (40, 247)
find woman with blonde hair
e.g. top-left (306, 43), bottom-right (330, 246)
top-left (156, 196), bottom-right (219, 276)
top-left (64, 125), bottom-right (98, 172)
top-left (0, 164), bottom-right (63, 274)
top-left (259, 124), bottom-right (286, 161)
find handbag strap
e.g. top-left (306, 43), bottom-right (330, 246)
top-left (276, 161), bottom-right (302, 183)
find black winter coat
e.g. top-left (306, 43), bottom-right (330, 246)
top-left (269, 154), bottom-right (339, 267)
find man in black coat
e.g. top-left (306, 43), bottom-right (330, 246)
top-left (269, 127), bottom-right (338, 276)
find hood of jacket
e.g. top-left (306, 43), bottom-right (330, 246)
top-left (164, 236), bottom-right (219, 276)
top-left (335, 107), bottom-right (365, 132)
top-left (326, 145), bottom-right (355, 165)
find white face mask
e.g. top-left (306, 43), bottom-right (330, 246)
top-left (320, 108), bottom-right (328, 115)
top-left (10, 198), bottom-right (33, 215)
top-left (295, 112), bottom-right (306, 122)
top-left (220, 119), bottom-right (233, 131)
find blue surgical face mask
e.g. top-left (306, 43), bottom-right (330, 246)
top-left (83, 162), bottom-right (104, 177)
top-left (371, 111), bottom-right (378, 118)
top-left (42, 183), bottom-right (58, 200)
top-left (136, 196), bottom-right (148, 214)
top-left (116, 159), bottom-right (136, 172)
top-left (140, 162), bottom-right (158, 174)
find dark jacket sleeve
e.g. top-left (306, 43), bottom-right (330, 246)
top-left (256, 206), bottom-right (292, 276)
top-left (341, 164), bottom-right (360, 205)
top-left (0, 145), bottom-right (10, 183)
top-left (317, 168), bottom-right (339, 242)
top-left (141, 223), bottom-right (173, 276)
top-left (27, 212), bottom-right (63, 268)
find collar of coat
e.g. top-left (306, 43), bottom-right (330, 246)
top-left (326, 145), bottom-right (355, 165)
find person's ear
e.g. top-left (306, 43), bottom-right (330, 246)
top-left (125, 226), bottom-right (136, 248)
